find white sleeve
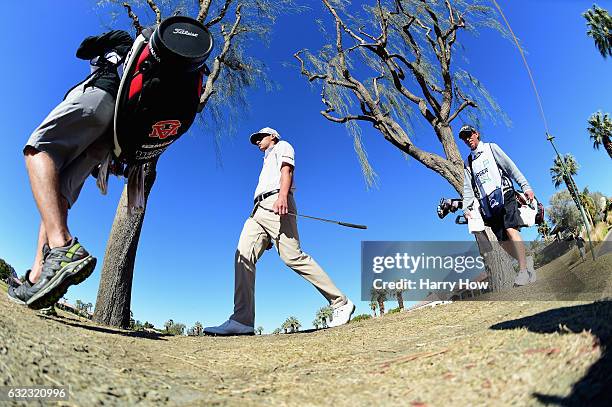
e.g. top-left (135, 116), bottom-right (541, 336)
top-left (278, 141), bottom-right (295, 167)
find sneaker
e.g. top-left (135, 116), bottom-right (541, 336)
top-left (7, 276), bottom-right (33, 305)
top-left (327, 299), bottom-right (355, 328)
top-left (26, 238), bottom-right (96, 310)
top-left (514, 269), bottom-right (530, 286)
top-left (203, 319), bottom-right (254, 336)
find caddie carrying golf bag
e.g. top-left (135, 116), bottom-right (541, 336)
top-left (113, 16), bottom-right (214, 164)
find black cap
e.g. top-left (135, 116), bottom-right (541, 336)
top-left (458, 125), bottom-right (477, 138)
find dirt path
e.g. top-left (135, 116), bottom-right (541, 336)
top-left (1, 252), bottom-right (611, 406)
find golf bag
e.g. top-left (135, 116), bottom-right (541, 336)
top-left (516, 191), bottom-right (545, 226)
top-left (113, 16), bottom-right (214, 165)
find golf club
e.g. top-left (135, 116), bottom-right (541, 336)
top-left (259, 206), bottom-right (367, 229)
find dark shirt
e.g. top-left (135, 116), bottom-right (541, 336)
top-left (76, 30), bottom-right (133, 97)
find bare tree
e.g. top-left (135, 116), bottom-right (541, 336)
top-left (295, 0), bottom-right (518, 290)
top-left (94, 0), bottom-right (294, 327)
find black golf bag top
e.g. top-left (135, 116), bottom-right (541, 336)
top-left (113, 16), bottom-right (214, 164)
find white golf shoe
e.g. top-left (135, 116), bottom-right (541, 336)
top-left (327, 299), bottom-right (355, 328)
top-left (203, 319), bottom-right (254, 336)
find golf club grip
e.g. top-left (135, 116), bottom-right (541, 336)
top-left (338, 221), bottom-right (368, 229)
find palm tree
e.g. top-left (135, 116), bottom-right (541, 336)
top-left (587, 111), bottom-right (612, 159)
top-left (551, 154), bottom-right (579, 189)
top-left (315, 306), bottom-right (333, 328)
top-left (255, 326), bottom-right (264, 335)
top-left (550, 154), bottom-right (581, 204)
top-left (551, 154), bottom-right (593, 228)
top-left (312, 318), bottom-right (320, 330)
top-left (281, 318), bottom-right (291, 334)
top-left (282, 316), bottom-right (301, 333)
top-left (369, 300), bottom-right (378, 317)
top-left (394, 284), bottom-right (405, 310)
top-left (371, 288), bottom-right (388, 316)
top-left (288, 317), bottom-right (301, 332)
top-left (583, 5), bottom-right (612, 58)
top-left (164, 319), bottom-right (174, 333)
top-left (537, 221), bottom-right (551, 240)
top-left (193, 321), bottom-right (203, 336)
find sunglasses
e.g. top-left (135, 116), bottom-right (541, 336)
top-left (459, 131), bottom-right (475, 140)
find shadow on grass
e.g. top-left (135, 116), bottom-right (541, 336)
top-left (490, 300), bottom-right (612, 406)
top-left (39, 314), bottom-right (169, 341)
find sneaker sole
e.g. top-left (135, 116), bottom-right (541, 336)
top-left (27, 256), bottom-right (97, 310)
top-left (6, 291), bottom-right (27, 306)
top-left (202, 331), bottom-right (255, 337)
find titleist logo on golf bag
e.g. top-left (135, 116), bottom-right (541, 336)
top-left (173, 28), bottom-right (199, 37)
top-left (113, 16), bottom-right (214, 165)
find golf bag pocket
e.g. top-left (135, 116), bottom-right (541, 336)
top-left (479, 187), bottom-right (504, 220)
top-left (113, 16), bottom-right (213, 165)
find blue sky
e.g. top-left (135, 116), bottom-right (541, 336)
top-left (0, 1), bottom-right (610, 332)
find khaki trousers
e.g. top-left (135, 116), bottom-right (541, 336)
top-left (230, 194), bottom-right (346, 326)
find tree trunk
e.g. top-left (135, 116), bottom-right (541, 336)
top-left (93, 158), bottom-right (159, 328)
top-left (396, 292), bottom-right (404, 310)
top-left (475, 228), bottom-right (516, 291)
top-left (603, 136), bottom-right (612, 160)
top-left (437, 124), bottom-right (463, 169)
top-left (378, 300), bottom-right (385, 315)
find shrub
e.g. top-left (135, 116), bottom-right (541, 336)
top-left (387, 307), bottom-right (401, 314)
top-left (590, 221), bottom-right (610, 241)
top-left (350, 314), bottom-right (372, 323)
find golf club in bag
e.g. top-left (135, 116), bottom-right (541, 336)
top-left (437, 192), bottom-right (544, 253)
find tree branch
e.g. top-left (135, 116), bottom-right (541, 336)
top-left (197, 0), bottom-right (213, 23)
top-left (322, 0), bottom-right (367, 45)
top-left (205, 0), bottom-right (233, 28)
top-left (448, 99), bottom-right (477, 123)
top-left (199, 5), bottom-right (243, 110)
top-left (146, 0), bottom-right (161, 24)
top-left (321, 111), bottom-right (377, 123)
top-left (122, 2), bottom-right (143, 35)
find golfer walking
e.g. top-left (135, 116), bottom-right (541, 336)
top-left (205, 127), bottom-right (354, 335)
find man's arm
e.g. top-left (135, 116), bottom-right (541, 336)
top-left (273, 163), bottom-right (293, 215)
top-left (490, 143), bottom-right (534, 200)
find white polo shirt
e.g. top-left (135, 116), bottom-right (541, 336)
top-left (254, 140), bottom-right (296, 198)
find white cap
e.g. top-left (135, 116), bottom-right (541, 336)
top-left (250, 127), bottom-right (281, 144)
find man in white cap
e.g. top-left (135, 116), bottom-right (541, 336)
top-left (459, 124), bottom-right (537, 286)
top-left (205, 127), bottom-right (354, 335)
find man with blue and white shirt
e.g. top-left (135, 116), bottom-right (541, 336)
top-left (460, 125), bottom-right (537, 286)
top-left (205, 127), bottom-right (354, 335)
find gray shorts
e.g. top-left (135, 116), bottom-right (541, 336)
top-left (25, 83), bottom-right (115, 207)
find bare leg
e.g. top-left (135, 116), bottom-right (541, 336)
top-left (24, 148), bottom-right (72, 249)
top-left (502, 228), bottom-right (527, 270)
top-left (29, 222), bottom-right (47, 283)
